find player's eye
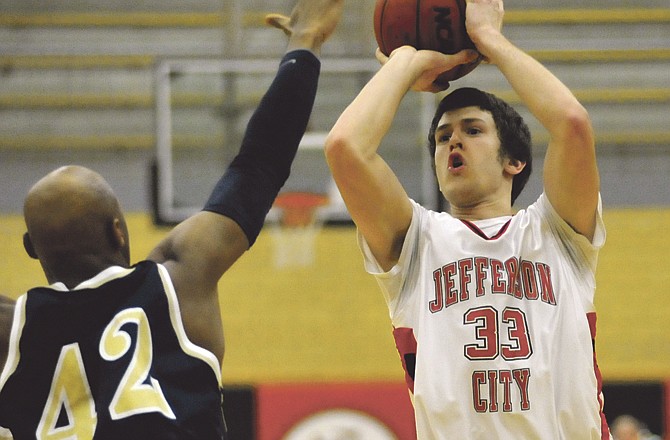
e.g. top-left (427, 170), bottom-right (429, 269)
top-left (437, 133), bottom-right (452, 143)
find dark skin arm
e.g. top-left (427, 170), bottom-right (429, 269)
top-left (0, 0), bottom-right (343, 372)
top-left (147, 0), bottom-right (344, 364)
top-left (147, 213), bottom-right (247, 362)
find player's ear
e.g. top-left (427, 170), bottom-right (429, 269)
top-left (23, 232), bottom-right (38, 259)
top-left (108, 218), bottom-right (127, 250)
top-left (505, 158), bottom-right (526, 176)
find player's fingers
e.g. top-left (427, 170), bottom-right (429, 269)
top-left (264, 13), bottom-right (292, 35)
top-left (431, 78), bottom-right (451, 93)
top-left (375, 48), bottom-right (390, 65)
top-left (452, 49), bottom-right (480, 66)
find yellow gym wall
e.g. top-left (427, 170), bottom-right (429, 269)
top-left (1, 208), bottom-right (668, 383)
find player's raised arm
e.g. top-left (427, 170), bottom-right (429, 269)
top-left (147, 0), bottom-right (343, 358)
top-left (465, 0), bottom-right (599, 239)
top-left (325, 47), bottom-right (478, 271)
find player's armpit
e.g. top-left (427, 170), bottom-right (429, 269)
top-left (0, 295), bottom-right (16, 370)
top-left (148, 212), bottom-right (248, 291)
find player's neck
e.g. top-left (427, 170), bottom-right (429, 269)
top-left (449, 199), bottom-right (514, 222)
top-left (44, 253), bottom-right (129, 289)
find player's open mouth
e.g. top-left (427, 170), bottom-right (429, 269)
top-left (449, 152), bottom-right (465, 170)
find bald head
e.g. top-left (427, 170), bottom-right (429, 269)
top-left (23, 166), bottom-right (130, 285)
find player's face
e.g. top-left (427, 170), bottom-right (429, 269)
top-left (433, 106), bottom-right (510, 208)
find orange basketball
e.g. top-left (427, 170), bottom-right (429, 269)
top-left (373, 0), bottom-right (480, 82)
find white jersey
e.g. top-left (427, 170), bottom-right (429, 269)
top-left (359, 193), bottom-right (610, 439)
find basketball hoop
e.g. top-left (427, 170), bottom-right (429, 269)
top-left (271, 192), bottom-right (328, 269)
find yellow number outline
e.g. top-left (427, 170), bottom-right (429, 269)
top-left (100, 308), bottom-right (175, 420)
top-left (36, 343), bottom-right (97, 439)
top-left (36, 308), bottom-right (175, 438)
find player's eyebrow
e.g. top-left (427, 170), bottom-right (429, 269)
top-left (436, 123), bottom-right (452, 133)
top-left (436, 117), bottom-right (486, 134)
top-left (434, 125), bottom-right (451, 141)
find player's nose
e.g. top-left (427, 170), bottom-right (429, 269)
top-left (449, 132), bottom-right (463, 151)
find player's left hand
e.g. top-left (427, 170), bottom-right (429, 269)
top-left (376, 46), bottom-right (479, 93)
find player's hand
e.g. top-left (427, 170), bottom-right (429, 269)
top-left (265, 0), bottom-right (344, 54)
top-left (377, 46), bottom-right (479, 93)
top-left (465, 0), bottom-right (504, 61)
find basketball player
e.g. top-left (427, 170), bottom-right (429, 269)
top-left (611, 415), bottom-right (661, 440)
top-left (0, 0), bottom-right (343, 437)
top-left (325, 0), bottom-right (610, 438)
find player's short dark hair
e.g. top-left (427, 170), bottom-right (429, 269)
top-left (427, 87), bottom-right (533, 205)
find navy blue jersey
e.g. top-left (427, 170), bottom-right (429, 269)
top-left (0, 261), bottom-right (226, 439)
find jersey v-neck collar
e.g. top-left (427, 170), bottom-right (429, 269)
top-left (460, 216), bottom-right (513, 240)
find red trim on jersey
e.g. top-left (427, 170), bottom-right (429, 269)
top-left (393, 327), bottom-right (417, 394)
top-left (460, 219), bottom-right (512, 240)
top-left (587, 312), bottom-right (611, 439)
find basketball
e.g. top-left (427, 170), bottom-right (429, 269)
top-left (373, 0), bottom-right (480, 82)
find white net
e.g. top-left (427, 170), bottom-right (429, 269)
top-left (270, 192), bottom-right (328, 269)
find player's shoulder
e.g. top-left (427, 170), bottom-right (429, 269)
top-left (410, 199), bottom-right (458, 226)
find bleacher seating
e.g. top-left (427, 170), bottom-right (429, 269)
top-left (0, 1), bottom-right (668, 212)
top-left (0, 5), bottom-right (668, 149)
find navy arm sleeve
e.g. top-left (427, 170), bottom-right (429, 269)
top-left (203, 50), bottom-right (321, 246)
